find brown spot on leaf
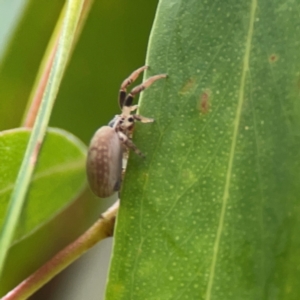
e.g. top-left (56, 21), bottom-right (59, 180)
top-left (179, 77), bottom-right (196, 94)
top-left (198, 89), bottom-right (211, 114)
top-left (269, 54), bottom-right (279, 63)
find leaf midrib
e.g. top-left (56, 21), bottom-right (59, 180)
top-left (0, 159), bottom-right (84, 197)
top-left (205, 0), bottom-right (258, 299)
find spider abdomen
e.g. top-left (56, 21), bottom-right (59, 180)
top-left (86, 126), bottom-right (123, 198)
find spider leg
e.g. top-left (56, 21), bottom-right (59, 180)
top-left (124, 74), bottom-right (167, 107)
top-left (127, 105), bottom-right (139, 113)
top-left (117, 131), bottom-right (145, 158)
top-left (133, 114), bottom-right (154, 123)
top-left (119, 66), bottom-right (148, 108)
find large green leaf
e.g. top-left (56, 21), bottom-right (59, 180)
top-left (105, 0), bottom-right (300, 299)
top-left (0, 127), bottom-right (86, 242)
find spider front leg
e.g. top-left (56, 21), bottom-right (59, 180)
top-left (124, 73), bottom-right (167, 107)
top-left (119, 66), bottom-right (148, 108)
top-left (133, 114), bottom-right (154, 123)
top-left (117, 131), bottom-right (145, 158)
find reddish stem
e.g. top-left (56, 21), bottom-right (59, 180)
top-left (2, 201), bottom-right (119, 300)
top-left (23, 39), bottom-right (59, 128)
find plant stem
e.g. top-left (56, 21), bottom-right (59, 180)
top-left (2, 201), bottom-right (119, 300)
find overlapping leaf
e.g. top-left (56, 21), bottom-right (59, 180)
top-left (0, 128), bottom-right (86, 242)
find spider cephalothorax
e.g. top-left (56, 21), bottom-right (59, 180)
top-left (108, 105), bottom-right (141, 135)
top-left (86, 66), bottom-right (166, 198)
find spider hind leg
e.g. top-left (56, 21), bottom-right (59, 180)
top-left (117, 131), bottom-right (145, 158)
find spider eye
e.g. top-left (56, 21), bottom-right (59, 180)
top-left (128, 117), bottom-right (134, 122)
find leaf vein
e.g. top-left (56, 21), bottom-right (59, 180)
top-left (0, 160), bottom-right (84, 197)
top-left (205, 1), bottom-right (258, 299)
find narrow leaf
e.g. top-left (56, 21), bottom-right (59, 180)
top-left (0, 0), bottom-right (85, 275)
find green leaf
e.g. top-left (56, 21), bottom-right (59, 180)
top-left (105, 0), bottom-right (300, 299)
top-left (0, 127), bottom-right (87, 242)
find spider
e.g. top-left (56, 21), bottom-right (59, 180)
top-left (86, 66), bottom-right (166, 198)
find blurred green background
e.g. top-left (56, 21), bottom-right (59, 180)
top-left (0, 0), bottom-right (159, 143)
top-left (0, 0), bottom-right (158, 299)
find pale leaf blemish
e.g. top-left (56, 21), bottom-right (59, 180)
top-left (179, 77), bottom-right (197, 94)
